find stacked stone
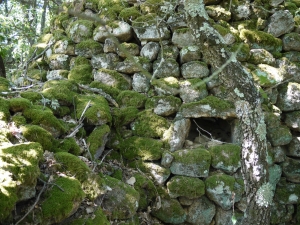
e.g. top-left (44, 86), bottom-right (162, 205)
top-left (2, 0), bottom-right (300, 224)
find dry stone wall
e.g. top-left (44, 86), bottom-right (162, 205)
top-left (1, 0), bottom-right (300, 224)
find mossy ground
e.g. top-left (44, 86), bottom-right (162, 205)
top-left (0, 97), bottom-right (11, 121)
top-left (0, 77), bottom-right (10, 93)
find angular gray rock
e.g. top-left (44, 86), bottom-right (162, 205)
top-left (181, 61), bottom-right (210, 79)
top-left (140, 42), bottom-right (160, 62)
top-left (266, 10), bottom-right (294, 37)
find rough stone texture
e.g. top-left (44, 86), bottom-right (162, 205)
top-left (267, 125), bottom-right (292, 146)
top-left (267, 10), bottom-right (294, 37)
top-left (271, 145), bottom-right (286, 163)
top-left (252, 64), bottom-right (283, 87)
top-left (153, 58), bottom-right (180, 78)
top-left (270, 202), bottom-right (294, 224)
top-left (140, 42), bottom-right (160, 62)
top-left (181, 61), bottom-right (210, 79)
top-left (186, 196), bottom-right (216, 225)
top-left (161, 151), bottom-right (174, 168)
top-left (277, 82), bottom-right (300, 111)
top-left (215, 207), bottom-right (243, 225)
top-left (93, 21), bottom-right (132, 42)
top-left (91, 53), bottom-right (120, 69)
top-left (48, 54), bottom-right (70, 70)
top-left (206, 5), bottom-right (231, 21)
top-left (180, 46), bottom-right (201, 64)
top-left (132, 72), bottom-right (151, 93)
top-left (145, 96), bottom-right (182, 116)
top-left (170, 148), bottom-right (211, 177)
top-left (103, 38), bottom-right (117, 53)
top-left (116, 57), bottom-right (152, 74)
top-left (151, 198), bottom-right (186, 224)
top-left (172, 28), bottom-right (196, 48)
top-left (282, 33), bottom-right (300, 52)
top-left (248, 49), bottom-right (275, 65)
top-left (74, 41), bottom-right (103, 58)
top-left (282, 157), bottom-right (300, 183)
top-left (143, 162), bottom-right (170, 185)
top-left (287, 136), bottom-right (300, 157)
top-left (179, 79), bottom-right (208, 103)
top-left (275, 179), bottom-right (300, 204)
top-left (205, 174), bottom-right (235, 210)
top-left (285, 111), bottom-right (300, 131)
top-left (132, 21), bottom-right (170, 42)
top-left (100, 176), bottom-right (140, 220)
top-left (163, 116), bottom-right (191, 152)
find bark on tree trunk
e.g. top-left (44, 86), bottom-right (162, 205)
top-left (184, 1), bottom-right (272, 224)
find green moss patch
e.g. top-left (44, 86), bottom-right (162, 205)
top-left (0, 142), bottom-right (43, 221)
top-left (119, 7), bottom-right (141, 23)
top-left (133, 173), bottom-right (157, 211)
top-left (41, 176), bottom-right (85, 223)
top-left (20, 91), bottom-right (43, 103)
top-left (170, 148), bottom-right (211, 177)
top-left (167, 175), bottom-right (205, 199)
top-left (90, 81), bottom-right (121, 99)
top-left (94, 69), bottom-right (131, 90)
top-left (52, 138), bottom-right (81, 155)
top-left (119, 136), bottom-right (163, 160)
top-left (42, 80), bottom-right (79, 106)
top-left (21, 125), bottom-right (54, 150)
top-left (23, 105), bottom-right (67, 138)
top-left (113, 106), bottom-right (139, 128)
top-left (131, 110), bottom-right (169, 138)
top-left (75, 94), bottom-right (112, 125)
top-left (0, 77), bottom-right (10, 93)
top-left (68, 64), bottom-right (93, 84)
top-left (55, 152), bottom-right (91, 182)
top-left (71, 56), bottom-right (91, 67)
top-left (87, 125), bottom-right (110, 159)
top-left (240, 29), bottom-right (282, 54)
top-left (209, 144), bottom-right (241, 174)
top-left (117, 90), bottom-right (147, 108)
top-left (0, 97), bottom-right (11, 121)
top-left (27, 69), bottom-right (47, 81)
top-left (69, 208), bottom-right (110, 225)
top-left (102, 175), bottom-right (140, 220)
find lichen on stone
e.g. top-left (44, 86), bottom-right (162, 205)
top-left (255, 182), bottom-right (274, 207)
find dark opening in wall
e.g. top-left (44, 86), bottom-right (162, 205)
top-left (187, 117), bottom-right (232, 145)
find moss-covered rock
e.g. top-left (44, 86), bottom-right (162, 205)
top-left (133, 173), bottom-right (157, 211)
top-left (113, 106), bottom-right (139, 127)
top-left (42, 79), bottom-right (79, 106)
top-left (119, 7), bottom-right (141, 23)
top-left (180, 95), bottom-right (236, 119)
top-left (119, 136), bottom-right (163, 160)
top-left (41, 176), bottom-right (85, 224)
top-left (240, 29), bottom-right (282, 54)
top-left (152, 76), bottom-right (180, 96)
top-left (116, 90), bottom-right (147, 108)
top-left (0, 97), bottom-right (10, 121)
top-left (145, 95), bottom-right (181, 116)
top-left (23, 105), bottom-right (67, 138)
top-left (93, 68), bottom-right (131, 90)
top-left (87, 125), bottom-right (110, 159)
top-left (209, 144), bottom-right (241, 174)
top-left (21, 125), bottom-right (54, 150)
top-left (68, 207), bottom-right (111, 225)
top-left (20, 91), bottom-right (43, 103)
top-left (75, 94), bottom-right (112, 125)
top-left (0, 142), bottom-right (43, 221)
top-left (117, 42), bottom-right (140, 58)
top-left (131, 110), bottom-right (169, 138)
top-left (52, 138), bottom-right (81, 155)
top-left (75, 39), bottom-right (104, 58)
top-left (179, 78), bottom-right (208, 103)
top-left (67, 19), bottom-right (94, 43)
top-left (70, 55), bottom-right (91, 68)
top-left (90, 81), bottom-right (121, 99)
top-left (68, 64), bottom-right (93, 84)
top-left (151, 198), bottom-right (186, 224)
top-left (275, 178), bottom-right (300, 204)
top-left (267, 125), bottom-right (292, 146)
top-left (170, 148), bottom-right (211, 177)
top-left (167, 175), bottom-right (205, 199)
top-left (205, 173), bottom-right (235, 210)
top-left (102, 175), bottom-right (140, 220)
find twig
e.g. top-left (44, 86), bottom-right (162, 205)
top-left (78, 100), bottom-right (92, 123)
top-left (93, 149), bottom-right (113, 172)
top-left (65, 123), bottom-right (84, 138)
top-left (38, 177), bottom-right (65, 192)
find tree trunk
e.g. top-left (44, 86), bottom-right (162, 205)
top-left (0, 55), bottom-right (6, 78)
top-left (40, 0), bottom-right (49, 33)
top-left (184, 1), bottom-right (272, 224)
